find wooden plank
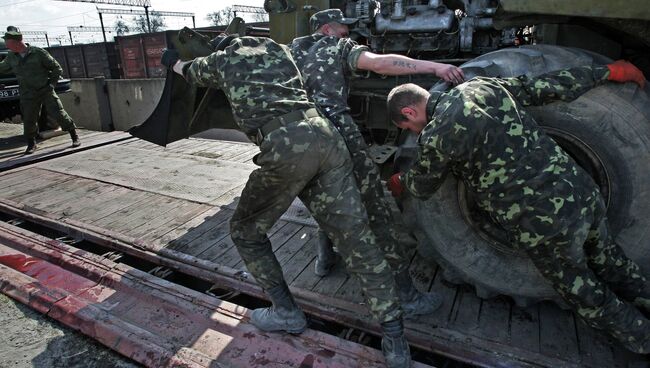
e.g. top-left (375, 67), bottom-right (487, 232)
top-left (509, 304), bottom-right (541, 354)
top-left (151, 206), bottom-right (232, 248)
top-left (77, 188), bottom-right (152, 223)
top-left (232, 223), bottom-right (309, 269)
top-left (133, 202), bottom-right (212, 241)
top-left (0, 170), bottom-right (72, 199)
top-left (539, 302), bottom-right (580, 362)
top-left (0, 168), bottom-right (43, 188)
top-left (423, 266), bottom-right (459, 329)
top-left (97, 194), bottom-right (172, 232)
top-left (0, 131), bottom-right (133, 171)
top-left (24, 179), bottom-right (104, 212)
top-left (448, 287), bottom-right (481, 334)
top-left (50, 181), bottom-right (125, 218)
top-left (206, 221), bottom-right (298, 268)
top-left (225, 221), bottom-right (303, 269)
top-left (119, 197), bottom-right (199, 238)
top-left (283, 238), bottom-right (319, 284)
top-left (475, 296), bottom-right (512, 343)
top-left (7, 175), bottom-right (78, 204)
top-left (168, 208), bottom-right (235, 254)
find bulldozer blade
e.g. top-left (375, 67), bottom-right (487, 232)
top-left (128, 27), bottom-right (238, 147)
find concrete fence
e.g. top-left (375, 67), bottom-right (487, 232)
top-left (59, 77), bottom-right (165, 132)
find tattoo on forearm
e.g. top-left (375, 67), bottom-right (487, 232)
top-left (392, 60), bottom-right (417, 70)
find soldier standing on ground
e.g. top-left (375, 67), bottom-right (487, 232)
top-left (289, 9), bottom-right (464, 318)
top-left (161, 35), bottom-right (412, 367)
top-left (386, 62), bottom-right (650, 353)
top-left (0, 26), bottom-right (80, 154)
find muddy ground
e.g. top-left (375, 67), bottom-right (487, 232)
top-left (0, 294), bottom-right (140, 368)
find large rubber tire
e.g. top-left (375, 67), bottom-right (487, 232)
top-left (401, 45), bottom-right (650, 306)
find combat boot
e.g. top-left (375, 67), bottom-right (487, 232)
top-left (314, 229), bottom-right (338, 277)
top-left (250, 282), bottom-right (307, 334)
top-left (69, 128), bottom-right (81, 147)
top-left (395, 270), bottom-right (443, 319)
top-left (24, 137), bottom-right (37, 154)
top-left (381, 319), bottom-right (412, 368)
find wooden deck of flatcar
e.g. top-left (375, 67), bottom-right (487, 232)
top-left (0, 124), bottom-right (644, 368)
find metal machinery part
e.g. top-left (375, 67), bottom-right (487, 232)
top-left (346, 0), bottom-right (513, 55)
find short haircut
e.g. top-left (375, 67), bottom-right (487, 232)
top-left (387, 83), bottom-right (429, 124)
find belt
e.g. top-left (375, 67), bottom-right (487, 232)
top-left (256, 108), bottom-right (320, 144)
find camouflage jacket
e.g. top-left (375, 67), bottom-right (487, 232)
top-left (0, 45), bottom-right (63, 98)
top-left (403, 66), bottom-right (610, 235)
top-left (184, 36), bottom-right (314, 141)
top-left (289, 34), bottom-right (369, 119)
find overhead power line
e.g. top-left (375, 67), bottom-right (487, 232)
top-left (67, 26), bottom-right (105, 32)
top-left (96, 7), bottom-right (194, 17)
top-left (55, 0), bottom-right (154, 34)
top-left (55, 0), bottom-right (150, 6)
top-left (231, 5), bottom-right (267, 15)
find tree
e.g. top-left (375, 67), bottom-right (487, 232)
top-left (206, 6), bottom-right (233, 26)
top-left (115, 20), bottom-right (130, 36)
top-left (133, 13), bottom-right (166, 33)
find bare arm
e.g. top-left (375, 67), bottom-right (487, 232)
top-left (356, 51), bottom-right (464, 84)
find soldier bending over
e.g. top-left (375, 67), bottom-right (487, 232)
top-left (162, 35), bottom-right (411, 367)
top-left (290, 9), bottom-right (464, 318)
top-left (386, 61), bottom-right (650, 353)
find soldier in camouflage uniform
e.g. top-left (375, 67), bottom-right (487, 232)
top-left (386, 62), bottom-right (650, 353)
top-left (290, 9), bottom-right (464, 318)
top-left (161, 35), bottom-right (411, 367)
top-left (0, 26), bottom-right (80, 154)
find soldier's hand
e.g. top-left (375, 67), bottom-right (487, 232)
top-left (160, 49), bottom-right (180, 70)
top-left (607, 60), bottom-right (646, 88)
top-left (387, 172), bottom-right (404, 197)
top-left (435, 64), bottom-right (465, 85)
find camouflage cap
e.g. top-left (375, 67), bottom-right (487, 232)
top-left (310, 9), bottom-right (358, 32)
top-left (2, 26), bottom-right (22, 41)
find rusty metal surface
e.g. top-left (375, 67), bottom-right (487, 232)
top-left (0, 196), bottom-right (576, 368)
top-left (0, 220), bottom-right (418, 368)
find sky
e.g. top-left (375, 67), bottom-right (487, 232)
top-left (1, 0), bottom-right (266, 46)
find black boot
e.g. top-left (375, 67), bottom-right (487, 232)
top-left (314, 229), bottom-right (338, 277)
top-left (381, 319), bottom-right (412, 368)
top-left (250, 282), bottom-right (307, 334)
top-left (24, 137), bottom-right (37, 154)
top-left (69, 128), bottom-right (81, 147)
top-left (395, 270), bottom-right (443, 319)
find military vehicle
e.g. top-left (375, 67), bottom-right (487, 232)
top-left (136, 0), bottom-right (650, 308)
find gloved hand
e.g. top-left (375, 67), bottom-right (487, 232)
top-left (160, 48), bottom-right (180, 70)
top-left (607, 60), bottom-right (646, 88)
top-left (387, 172), bottom-right (404, 197)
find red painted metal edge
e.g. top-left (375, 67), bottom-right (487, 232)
top-left (0, 200), bottom-right (576, 368)
top-left (0, 221), bottom-right (433, 368)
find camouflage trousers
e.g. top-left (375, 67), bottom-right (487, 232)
top-left (317, 112), bottom-right (413, 274)
top-left (230, 115), bottom-right (402, 323)
top-left (20, 87), bottom-right (76, 138)
top-left (517, 190), bottom-right (649, 354)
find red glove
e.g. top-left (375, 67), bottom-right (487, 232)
top-left (607, 60), bottom-right (646, 89)
top-left (387, 172), bottom-right (404, 197)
